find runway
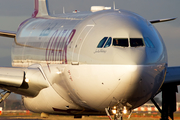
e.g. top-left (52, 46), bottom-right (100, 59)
top-left (0, 116), bottom-right (108, 120)
top-left (0, 116), bottom-right (43, 120)
top-left (0, 116), bottom-right (164, 120)
top-left (0, 112), bottom-right (174, 120)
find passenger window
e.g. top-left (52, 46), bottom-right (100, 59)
top-left (113, 38), bottom-right (129, 47)
top-left (130, 38), bottom-right (144, 47)
top-left (144, 37), bottom-right (155, 48)
top-left (104, 37), bottom-right (112, 48)
top-left (97, 37), bottom-right (108, 48)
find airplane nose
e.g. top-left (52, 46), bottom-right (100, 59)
top-left (98, 64), bottom-right (166, 111)
top-left (112, 47), bottom-right (147, 65)
top-left (130, 64), bottom-right (166, 107)
top-left (97, 63), bottom-right (166, 111)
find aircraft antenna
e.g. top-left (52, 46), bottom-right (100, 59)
top-left (113, 1), bottom-right (116, 10)
top-left (63, 7), bottom-right (65, 14)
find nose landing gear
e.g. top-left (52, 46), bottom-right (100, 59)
top-left (105, 106), bottom-right (129, 120)
top-left (114, 112), bottom-right (123, 120)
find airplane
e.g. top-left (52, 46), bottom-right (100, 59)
top-left (0, 0), bottom-right (179, 120)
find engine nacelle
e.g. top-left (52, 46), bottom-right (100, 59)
top-left (0, 67), bottom-right (24, 87)
top-left (0, 64), bottom-right (49, 97)
top-left (22, 86), bottom-right (82, 114)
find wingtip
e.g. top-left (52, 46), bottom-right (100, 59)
top-left (150, 17), bottom-right (177, 24)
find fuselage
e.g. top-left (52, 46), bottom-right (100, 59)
top-left (12, 10), bottom-right (167, 114)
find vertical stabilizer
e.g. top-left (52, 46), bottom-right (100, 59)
top-left (32, 0), bottom-right (49, 17)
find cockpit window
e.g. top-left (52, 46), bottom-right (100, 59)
top-left (113, 38), bottom-right (129, 47)
top-left (130, 38), bottom-right (144, 47)
top-left (144, 37), bottom-right (155, 48)
top-left (104, 37), bottom-right (112, 48)
top-left (97, 37), bottom-right (108, 48)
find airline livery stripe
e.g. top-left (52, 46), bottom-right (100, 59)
top-left (45, 29), bottom-right (76, 64)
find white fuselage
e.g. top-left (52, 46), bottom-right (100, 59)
top-left (12, 10), bottom-right (167, 115)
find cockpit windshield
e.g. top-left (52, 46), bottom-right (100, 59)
top-left (113, 38), bottom-right (129, 47)
top-left (104, 37), bottom-right (112, 48)
top-left (97, 37), bottom-right (145, 48)
top-left (97, 37), bottom-right (112, 48)
top-left (130, 38), bottom-right (144, 47)
top-left (97, 37), bottom-right (108, 48)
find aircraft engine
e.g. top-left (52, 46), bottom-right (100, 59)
top-left (0, 64), bottom-right (49, 97)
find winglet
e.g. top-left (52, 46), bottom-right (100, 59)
top-left (32, 0), bottom-right (50, 17)
top-left (150, 17), bottom-right (177, 24)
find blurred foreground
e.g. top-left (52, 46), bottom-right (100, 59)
top-left (1, 112), bottom-right (180, 120)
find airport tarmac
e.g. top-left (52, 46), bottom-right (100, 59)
top-left (0, 116), bottom-right (109, 120)
top-left (0, 113), bottom-right (169, 120)
top-left (0, 116), bottom-right (43, 120)
top-left (0, 116), bottom-right (164, 120)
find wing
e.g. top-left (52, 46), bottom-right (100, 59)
top-left (0, 31), bottom-right (49, 98)
top-left (0, 0), bottom-right (51, 99)
top-left (0, 30), bottom-right (16, 38)
top-left (164, 66), bottom-right (180, 85)
top-left (150, 17), bottom-right (177, 24)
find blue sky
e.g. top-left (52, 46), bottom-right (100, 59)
top-left (0, 0), bottom-right (179, 100)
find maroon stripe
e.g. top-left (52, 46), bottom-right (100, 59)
top-left (32, 0), bottom-right (39, 17)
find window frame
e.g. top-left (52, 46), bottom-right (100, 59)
top-left (103, 37), bottom-right (112, 48)
top-left (144, 37), bottom-right (155, 48)
top-left (112, 38), bottom-right (129, 47)
top-left (97, 37), bottom-right (108, 48)
top-left (97, 37), bottom-right (112, 48)
top-left (130, 38), bottom-right (145, 47)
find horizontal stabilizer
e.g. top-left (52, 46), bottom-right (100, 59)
top-left (164, 66), bottom-right (180, 85)
top-left (150, 17), bottom-right (177, 24)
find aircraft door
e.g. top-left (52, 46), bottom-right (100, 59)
top-left (72, 25), bottom-right (94, 64)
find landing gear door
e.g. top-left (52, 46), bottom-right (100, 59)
top-left (72, 25), bottom-right (94, 65)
